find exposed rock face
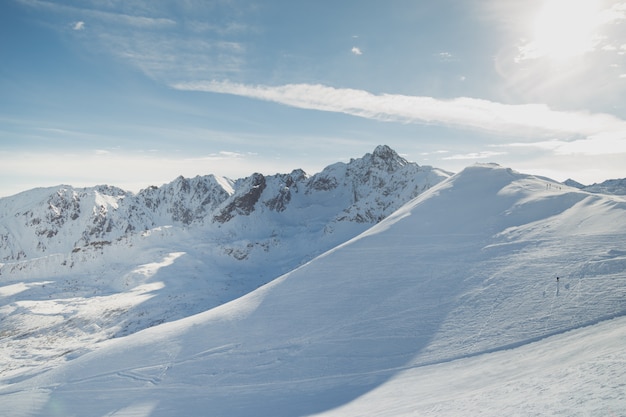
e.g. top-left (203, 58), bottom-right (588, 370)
top-left (137, 175), bottom-right (234, 225)
top-left (0, 146), bottom-right (451, 261)
top-left (264, 170), bottom-right (306, 213)
top-left (214, 173), bottom-right (267, 223)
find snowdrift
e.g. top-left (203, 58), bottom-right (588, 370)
top-left (2, 164), bottom-right (626, 416)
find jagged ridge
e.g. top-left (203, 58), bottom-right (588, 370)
top-left (0, 145), bottom-right (450, 262)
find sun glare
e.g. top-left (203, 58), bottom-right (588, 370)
top-left (524, 0), bottom-right (602, 60)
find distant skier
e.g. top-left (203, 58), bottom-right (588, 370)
top-left (556, 276), bottom-right (560, 296)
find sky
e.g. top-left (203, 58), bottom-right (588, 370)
top-left (1, 0), bottom-right (626, 197)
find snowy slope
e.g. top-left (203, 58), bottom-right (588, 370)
top-left (2, 163), bottom-right (625, 417)
top-left (0, 145), bottom-right (450, 379)
top-left (313, 316), bottom-right (626, 417)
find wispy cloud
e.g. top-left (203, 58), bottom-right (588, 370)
top-left (99, 32), bottom-right (245, 81)
top-left (205, 151), bottom-right (248, 159)
top-left (19, 0), bottom-right (177, 28)
top-left (171, 80), bottom-right (626, 143)
top-left (501, 129), bottom-right (626, 156)
top-left (421, 150), bottom-right (450, 156)
top-left (436, 51), bottom-right (456, 62)
top-left (187, 21), bottom-right (250, 36)
top-left (18, 0), bottom-right (245, 81)
top-left (443, 151), bottom-right (506, 161)
top-left (600, 1), bottom-right (626, 24)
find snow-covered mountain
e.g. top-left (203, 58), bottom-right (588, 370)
top-left (0, 145), bottom-right (448, 262)
top-left (582, 177), bottom-right (626, 195)
top-left (2, 162), bottom-right (624, 417)
top-left (0, 145), bottom-right (450, 377)
top-left (563, 177), bottom-right (626, 195)
top-left (563, 178), bottom-right (585, 189)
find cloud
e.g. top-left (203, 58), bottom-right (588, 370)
top-left (443, 151), bottom-right (506, 161)
top-left (206, 151), bottom-right (247, 159)
top-left (351, 47), bottom-right (363, 55)
top-left (600, 1), bottom-right (626, 23)
top-left (421, 150), bottom-right (450, 156)
top-left (437, 51), bottom-right (456, 62)
top-left (187, 21), bottom-right (250, 36)
top-left (89, 11), bottom-right (176, 29)
top-left (171, 80), bottom-right (626, 144)
top-left (502, 130), bottom-right (626, 156)
top-left (99, 32), bottom-right (245, 81)
top-left (19, 0), bottom-right (176, 28)
top-left (18, 0), bottom-right (247, 82)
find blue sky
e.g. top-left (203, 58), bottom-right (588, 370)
top-left (1, 0), bottom-right (626, 196)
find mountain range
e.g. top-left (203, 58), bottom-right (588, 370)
top-left (0, 145), bottom-right (450, 376)
top-left (0, 145), bottom-right (449, 262)
top-left (0, 146), bottom-right (625, 416)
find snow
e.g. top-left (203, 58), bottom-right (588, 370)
top-left (93, 190), bottom-right (120, 210)
top-left (1, 161), bottom-right (625, 416)
top-left (1, 145), bottom-right (452, 386)
top-left (313, 316), bottom-right (626, 417)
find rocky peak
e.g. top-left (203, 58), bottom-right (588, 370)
top-left (563, 179), bottom-right (585, 189)
top-left (368, 144), bottom-right (409, 172)
top-left (213, 173), bottom-right (267, 223)
top-left (136, 174), bottom-right (233, 225)
top-left (93, 185), bottom-right (127, 197)
top-left (264, 170), bottom-right (308, 213)
top-left (287, 169), bottom-right (308, 185)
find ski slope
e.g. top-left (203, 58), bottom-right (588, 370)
top-left (1, 164), bottom-right (626, 416)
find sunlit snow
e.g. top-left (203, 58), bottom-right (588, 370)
top-left (0, 157), bottom-right (625, 416)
